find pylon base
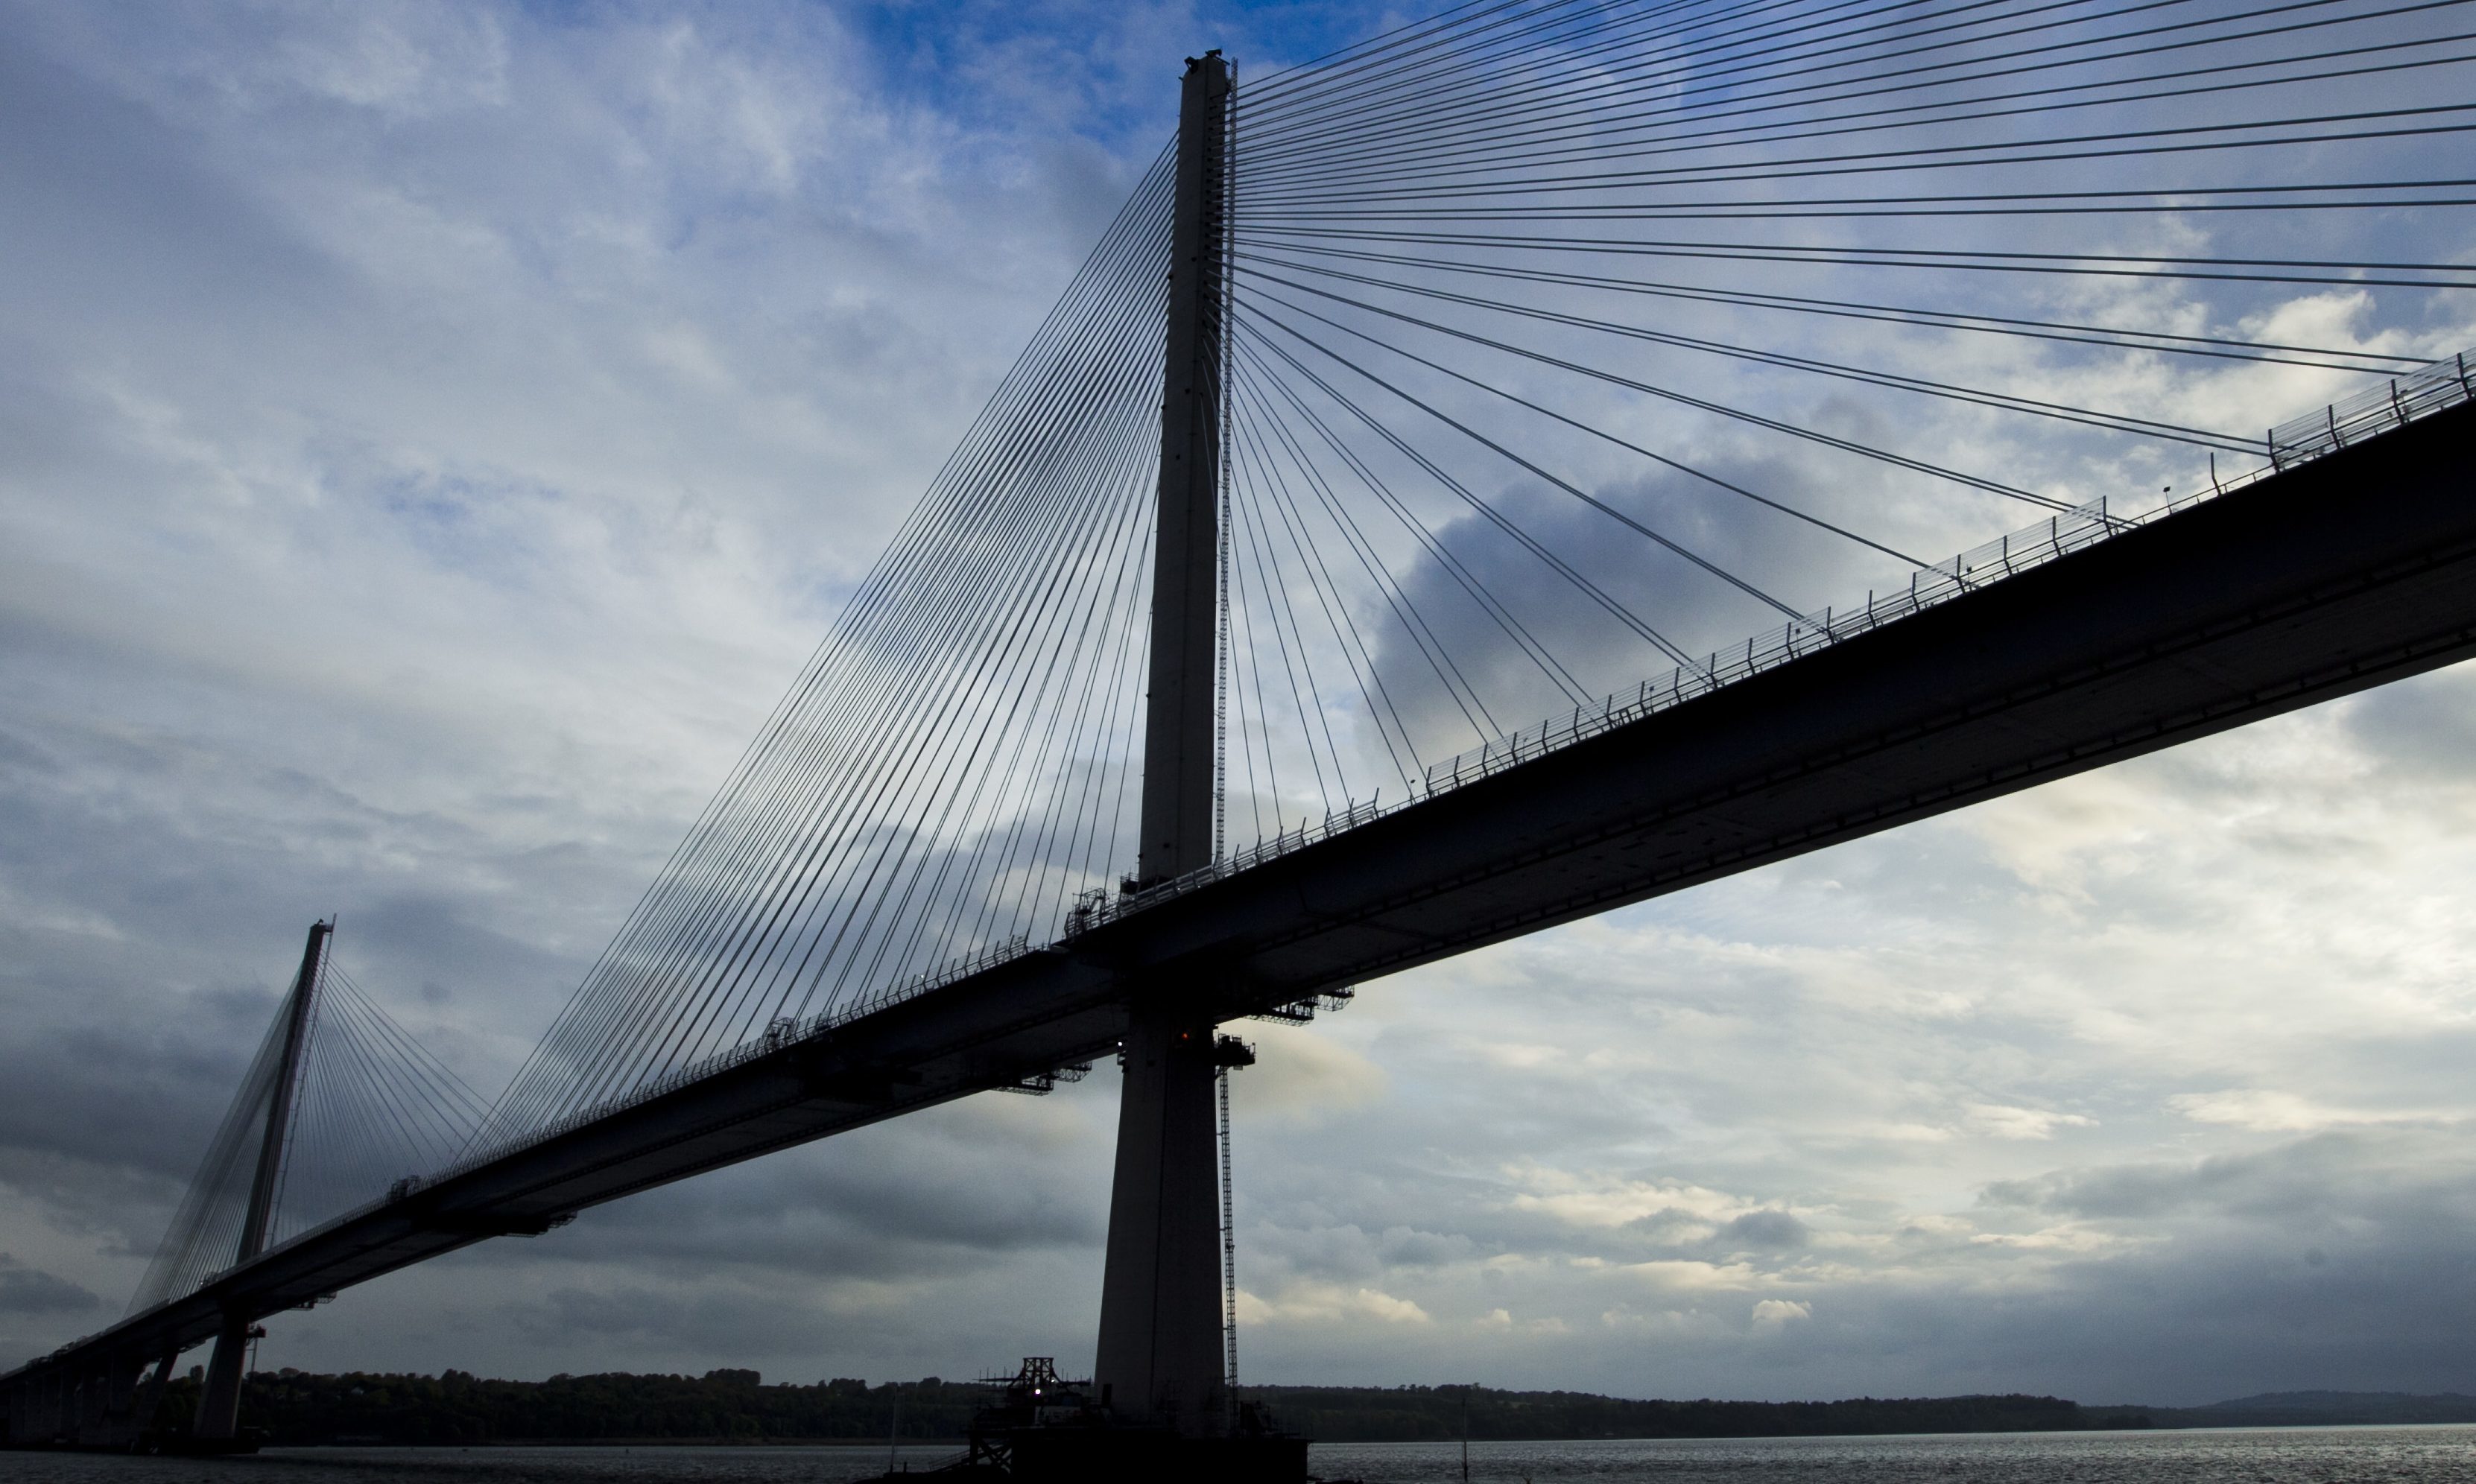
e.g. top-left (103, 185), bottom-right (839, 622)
top-left (858, 1427), bottom-right (1308, 1484)
top-left (860, 1361), bottom-right (1312, 1483)
top-left (154, 1430), bottom-right (263, 1456)
top-left (1002, 1426), bottom-right (1308, 1483)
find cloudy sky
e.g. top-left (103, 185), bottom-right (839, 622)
top-left (4, 0), bottom-right (2476, 1410)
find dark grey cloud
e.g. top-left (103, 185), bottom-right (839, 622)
top-left (1826, 1134), bottom-right (2476, 1402)
top-left (543, 1112), bottom-right (1112, 1278)
top-left (0, 1256), bottom-right (101, 1316)
top-left (1983, 1131), bottom-right (2476, 1230)
top-left (1712, 1211), bottom-right (1808, 1252)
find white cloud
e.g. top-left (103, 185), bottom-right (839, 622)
top-left (1240, 1026), bottom-right (1389, 1124)
top-left (1504, 1171), bottom-right (1750, 1231)
top-left (1240, 1282), bottom-right (1432, 1328)
top-left (1966, 1105), bottom-right (2097, 1141)
top-left (1750, 1299), bottom-right (1810, 1330)
top-left (1620, 1260), bottom-right (1764, 1293)
top-left (2166, 1090), bottom-right (2424, 1134)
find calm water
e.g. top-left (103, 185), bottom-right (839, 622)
top-left (2, 1427), bottom-right (2472, 1482)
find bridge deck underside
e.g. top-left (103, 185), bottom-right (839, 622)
top-left (13, 401), bottom-right (2471, 1396)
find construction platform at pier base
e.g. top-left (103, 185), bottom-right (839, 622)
top-left (861, 1357), bottom-right (1311, 1484)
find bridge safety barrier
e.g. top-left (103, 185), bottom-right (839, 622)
top-left (2269, 351), bottom-right (2473, 471)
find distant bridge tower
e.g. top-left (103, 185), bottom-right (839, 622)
top-left (192, 919), bottom-right (330, 1444)
top-left (1093, 49), bottom-right (1233, 1436)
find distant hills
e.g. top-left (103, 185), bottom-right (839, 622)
top-left (2127, 1391), bottom-right (2476, 1428)
top-left (1246, 1385), bottom-right (2476, 1441)
top-left (1249, 1386), bottom-right (2097, 1442)
top-left (149, 1369), bottom-right (2476, 1447)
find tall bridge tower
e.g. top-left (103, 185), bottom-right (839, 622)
top-left (1092, 49), bottom-right (1233, 1436)
top-left (195, 919), bottom-right (329, 1445)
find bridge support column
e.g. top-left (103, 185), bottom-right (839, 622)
top-left (1095, 48), bottom-right (1232, 1438)
top-left (195, 1316), bottom-right (273, 1447)
top-left (73, 1362), bottom-right (101, 1445)
top-left (1095, 1007), bottom-right (1227, 1431)
top-left (102, 1351), bottom-right (178, 1451)
top-left (72, 1354), bottom-right (142, 1448)
top-left (192, 1316), bottom-right (252, 1442)
top-left (105, 1356), bottom-right (136, 1432)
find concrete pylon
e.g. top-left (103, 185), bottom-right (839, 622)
top-left (1095, 1007), bottom-right (1229, 1431)
top-left (1093, 50), bottom-right (1232, 1437)
top-left (1133, 49), bottom-right (1230, 890)
top-left (192, 1316), bottom-right (256, 1443)
top-left (107, 1350), bottom-right (181, 1450)
top-left (194, 919), bottom-right (329, 1442)
top-left (71, 1354), bottom-right (145, 1448)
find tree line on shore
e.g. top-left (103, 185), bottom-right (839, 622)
top-left (1248, 1385), bottom-right (2156, 1441)
top-left (156, 1369), bottom-right (971, 1445)
top-left (148, 1368), bottom-right (2181, 1446)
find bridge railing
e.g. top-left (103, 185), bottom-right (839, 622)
top-left (2269, 352), bottom-right (2473, 471)
top-left (1410, 501), bottom-right (2128, 796)
top-left (1406, 350), bottom-right (2476, 805)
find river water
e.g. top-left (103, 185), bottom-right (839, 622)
top-left (2, 1427), bottom-right (2472, 1482)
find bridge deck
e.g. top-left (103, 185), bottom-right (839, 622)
top-left (13, 396), bottom-right (2472, 1392)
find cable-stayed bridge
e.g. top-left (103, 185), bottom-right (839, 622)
top-left (7, 0), bottom-right (2475, 1467)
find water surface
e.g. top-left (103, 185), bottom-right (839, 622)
top-left (1, 1426), bottom-right (2470, 1482)
top-left (1312, 1425), bottom-right (2476, 1480)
